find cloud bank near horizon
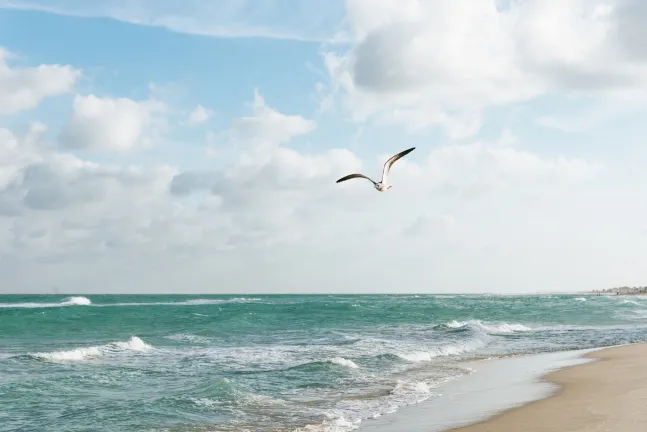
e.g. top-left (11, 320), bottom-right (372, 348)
top-left (2, 0), bottom-right (647, 294)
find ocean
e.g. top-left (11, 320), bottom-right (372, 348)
top-left (1, 294), bottom-right (646, 432)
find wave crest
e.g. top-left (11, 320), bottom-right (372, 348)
top-left (28, 336), bottom-right (152, 363)
top-left (328, 357), bottom-right (359, 369)
top-left (61, 296), bottom-right (91, 306)
top-left (397, 338), bottom-right (486, 362)
top-left (0, 296), bottom-right (262, 309)
top-left (0, 296), bottom-right (92, 309)
top-left (438, 319), bottom-right (532, 334)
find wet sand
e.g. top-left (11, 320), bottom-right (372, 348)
top-left (449, 343), bottom-right (647, 432)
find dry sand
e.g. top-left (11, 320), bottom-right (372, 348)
top-left (448, 343), bottom-right (647, 432)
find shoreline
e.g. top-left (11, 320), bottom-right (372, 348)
top-left (361, 347), bottom-right (600, 432)
top-left (448, 342), bottom-right (647, 432)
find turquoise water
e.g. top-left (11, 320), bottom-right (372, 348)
top-left (1, 294), bottom-right (647, 431)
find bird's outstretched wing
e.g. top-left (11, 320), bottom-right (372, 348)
top-left (336, 173), bottom-right (377, 185)
top-left (381, 147), bottom-right (415, 184)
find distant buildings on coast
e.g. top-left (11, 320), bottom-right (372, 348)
top-left (590, 286), bottom-right (647, 295)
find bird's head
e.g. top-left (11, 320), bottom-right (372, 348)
top-left (387, 185), bottom-right (393, 190)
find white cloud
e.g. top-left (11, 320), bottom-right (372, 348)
top-left (187, 104), bottom-right (213, 124)
top-left (321, 0), bottom-right (647, 137)
top-left (4, 7), bottom-right (647, 294)
top-left (58, 94), bottom-right (164, 151)
top-left (0, 0), bottom-right (346, 42)
top-left (0, 124), bottom-right (178, 262)
top-left (229, 90), bottom-right (316, 154)
top-left (1, 83), bottom-right (609, 293)
top-left (0, 47), bottom-right (80, 115)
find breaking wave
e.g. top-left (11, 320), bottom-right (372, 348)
top-left (0, 297), bottom-right (260, 309)
top-left (620, 299), bottom-right (641, 306)
top-left (328, 357), bottom-right (359, 369)
top-left (396, 338), bottom-right (487, 362)
top-left (6, 293), bottom-right (647, 432)
top-left (437, 319), bottom-right (532, 334)
top-left (101, 298), bottom-right (262, 307)
top-left (0, 296), bottom-right (92, 309)
top-left (28, 336), bottom-right (152, 363)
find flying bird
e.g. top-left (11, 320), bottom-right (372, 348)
top-left (336, 147), bottom-right (415, 192)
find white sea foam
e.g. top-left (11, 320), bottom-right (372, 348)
top-left (620, 299), bottom-right (640, 305)
top-left (294, 377), bottom-right (448, 432)
top-left (29, 336), bottom-right (152, 363)
top-left (328, 357), bottom-right (359, 369)
top-left (443, 319), bottom-right (532, 333)
top-left (0, 296), bottom-right (92, 309)
top-left (0, 296), bottom-right (262, 309)
top-left (295, 415), bottom-right (360, 432)
top-left (574, 297), bottom-right (587, 302)
top-left (397, 338), bottom-right (487, 362)
top-left (106, 297), bottom-right (262, 307)
top-left (61, 296), bottom-right (92, 306)
top-left (391, 380), bottom-right (431, 396)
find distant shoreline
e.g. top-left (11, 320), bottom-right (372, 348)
top-left (588, 288), bottom-right (647, 296)
top-left (588, 292), bottom-right (647, 296)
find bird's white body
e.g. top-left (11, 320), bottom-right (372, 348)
top-left (374, 183), bottom-right (392, 192)
top-left (336, 147), bottom-right (415, 192)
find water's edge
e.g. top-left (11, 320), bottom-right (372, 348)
top-left (362, 346), bottom-right (608, 432)
top-left (3, 294), bottom-right (646, 432)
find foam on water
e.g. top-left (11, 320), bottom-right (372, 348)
top-left (61, 296), bottom-right (92, 306)
top-left (442, 320), bottom-right (532, 333)
top-left (4, 294), bottom-right (647, 432)
top-left (397, 338), bottom-right (488, 362)
top-left (108, 297), bottom-right (262, 307)
top-left (29, 336), bottom-right (152, 363)
top-left (328, 357), bottom-right (359, 369)
top-left (391, 380), bottom-right (432, 396)
top-left (620, 299), bottom-right (641, 305)
top-left (0, 296), bottom-right (92, 308)
top-left (0, 296), bottom-right (260, 309)
top-left (296, 416), bottom-right (360, 432)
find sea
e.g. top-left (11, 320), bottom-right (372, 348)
top-left (1, 293), bottom-right (646, 432)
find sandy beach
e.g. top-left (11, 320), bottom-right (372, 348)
top-left (449, 343), bottom-right (647, 432)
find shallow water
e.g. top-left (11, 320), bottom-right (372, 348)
top-left (1, 293), bottom-right (646, 431)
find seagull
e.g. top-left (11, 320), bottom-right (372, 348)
top-left (336, 147), bottom-right (415, 192)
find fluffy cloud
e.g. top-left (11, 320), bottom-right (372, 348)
top-left (322, 0), bottom-right (647, 137)
top-left (187, 104), bottom-right (213, 124)
top-left (229, 90), bottom-right (316, 152)
top-left (58, 94), bottom-right (165, 151)
top-left (0, 81), bottom-right (605, 292)
top-left (0, 47), bottom-right (80, 115)
top-left (0, 123), bottom-right (177, 263)
top-left (4, 3), bottom-right (647, 293)
top-left (166, 92), bottom-right (598, 267)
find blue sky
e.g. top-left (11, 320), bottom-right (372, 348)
top-left (2, 0), bottom-right (647, 294)
top-left (0, 5), bottom-right (435, 167)
top-left (0, 8), bottom-right (327, 152)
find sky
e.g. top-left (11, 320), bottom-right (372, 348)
top-left (2, 0), bottom-right (647, 294)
